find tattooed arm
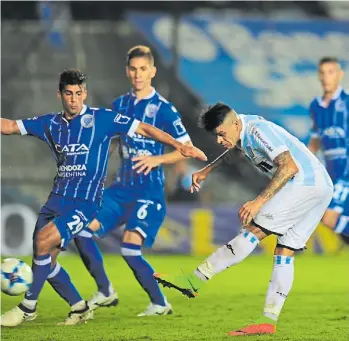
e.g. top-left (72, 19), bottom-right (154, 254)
top-left (257, 151), bottom-right (299, 204)
top-left (238, 151), bottom-right (299, 225)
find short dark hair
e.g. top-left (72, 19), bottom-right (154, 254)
top-left (318, 56), bottom-right (339, 66)
top-left (126, 45), bottom-right (154, 66)
top-left (59, 69), bottom-right (87, 92)
top-left (198, 102), bottom-right (233, 132)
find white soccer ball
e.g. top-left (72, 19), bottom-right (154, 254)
top-left (1, 258), bottom-right (33, 296)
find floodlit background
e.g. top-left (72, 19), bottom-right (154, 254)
top-left (1, 2), bottom-right (348, 259)
top-left (1, 2), bottom-right (348, 341)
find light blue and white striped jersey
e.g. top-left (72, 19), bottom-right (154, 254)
top-left (239, 114), bottom-right (330, 187)
top-left (17, 105), bottom-right (139, 204)
top-left (112, 88), bottom-right (191, 188)
top-left (309, 87), bottom-right (349, 182)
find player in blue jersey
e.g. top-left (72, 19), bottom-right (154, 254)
top-left (81, 45), bottom-right (195, 317)
top-left (155, 102), bottom-right (334, 336)
top-left (0, 69), bottom-right (206, 327)
top-left (308, 57), bottom-right (349, 243)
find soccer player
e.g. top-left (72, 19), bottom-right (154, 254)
top-left (85, 45), bottom-right (196, 316)
top-left (155, 102), bottom-right (333, 336)
top-left (308, 57), bottom-right (349, 243)
top-left (0, 69), bottom-right (206, 327)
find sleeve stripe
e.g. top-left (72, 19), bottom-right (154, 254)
top-left (127, 119), bottom-right (140, 137)
top-left (16, 120), bottom-right (28, 135)
top-left (176, 134), bottom-right (191, 144)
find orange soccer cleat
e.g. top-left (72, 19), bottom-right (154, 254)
top-left (228, 318), bottom-right (276, 337)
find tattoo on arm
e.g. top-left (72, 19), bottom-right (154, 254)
top-left (258, 151), bottom-right (298, 202)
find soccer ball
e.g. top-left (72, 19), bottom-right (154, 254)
top-left (1, 258), bottom-right (33, 296)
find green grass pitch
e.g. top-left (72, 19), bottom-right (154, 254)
top-left (1, 254), bottom-right (348, 341)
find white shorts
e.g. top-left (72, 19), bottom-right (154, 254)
top-left (254, 172), bottom-right (333, 250)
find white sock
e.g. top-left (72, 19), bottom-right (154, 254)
top-left (21, 298), bottom-right (37, 310)
top-left (71, 300), bottom-right (86, 311)
top-left (264, 255), bottom-right (294, 321)
top-left (195, 229), bottom-right (260, 280)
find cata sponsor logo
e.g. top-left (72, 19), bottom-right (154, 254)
top-left (55, 143), bottom-right (89, 156)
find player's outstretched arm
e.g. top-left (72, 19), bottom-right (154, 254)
top-left (132, 141), bottom-right (193, 175)
top-left (135, 122), bottom-right (207, 161)
top-left (239, 151), bottom-right (299, 225)
top-left (190, 149), bottom-right (230, 193)
top-left (0, 119), bottom-right (21, 135)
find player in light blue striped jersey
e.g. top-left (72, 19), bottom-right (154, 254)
top-left (308, 57), bottom-right (349, 243)
top-left (155, 102), bottom-right (334, 336)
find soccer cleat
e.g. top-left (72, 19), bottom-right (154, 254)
top-left (85, 289), bottom-right (118, 320)
top-left (0, 306), bottom-right (37, 327)
top-left (57, 302), bottom-right (91, 326)
top-left (154, 273), bottom-right (198, 299)
top-left (137, 302), bottom-right (173, 317)
top-left (87, 290), bottom-right (119, 311)
top-left (228, 323), bottom-right (276, 336)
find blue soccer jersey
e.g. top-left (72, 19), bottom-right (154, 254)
top-left (309, 87), bottom-right (349, 182)
top-left (239, 114), bottom-right (331, 187)
top-left (111, 88), bottom-right (191, 188)
top-left (16, 105), bottom-right (140, 204)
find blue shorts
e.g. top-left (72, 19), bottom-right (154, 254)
top-left (96, 183), bottom-right (166, 248)
top-left (34, 192), bottom-right (99, 249)
top-left (328, 179), bottom-right (349, 215)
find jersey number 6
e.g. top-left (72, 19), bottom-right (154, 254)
top-left (137, 204), bottom-right (149, 220)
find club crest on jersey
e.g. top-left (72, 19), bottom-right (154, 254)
top-left (81, 114), bottom-right (94, 128)
top-left (145, 104), bottom-right (159, 118)
top-left (335, 100), bottom-right (346, 112)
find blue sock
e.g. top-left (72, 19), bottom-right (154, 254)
top-left (74, 235), bottom-right (111, 296)
top-left (22, 254), bottom-right (51, 309)
top-left (47, 262), bottom-right (83, 306)
top-left (121, 242), bottom-right (166, 306)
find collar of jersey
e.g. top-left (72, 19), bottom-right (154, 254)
top-left (131, 87), bottom-right (156, 103)
top-left (316, 86), bottom-right (343, 108)
top-left (238, 114), bottom-right (246, 144)
top-left (59, 105), bottom-right (87, 123)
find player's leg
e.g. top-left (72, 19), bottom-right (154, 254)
top-left (29, 198), bottom-right (87, 313)
top-left (121, 230), bottom-right (172, 316)
top-left (1, 220), bottom-right (62, 327)
top-left (74, 231), bottom-right (114, 301)
top-left (228, 178), bottom-right (333, 336)
top-left (121, 196), bottom-right (172, 316)
top-left (155, 224), bottom-right (267, 298)
top-left (83, 188), bottom-right (130, 312)
top-left (322, 180), bottom-right (349, 244)
top-left (50, 205), bottom-right (105, 325)
top-left (47, 246), bottom-right (88, 323)
top-left (228, 246), bottom-right (295, 337)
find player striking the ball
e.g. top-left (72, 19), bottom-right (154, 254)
top-left (155, 102), bottom-right (333, 336)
